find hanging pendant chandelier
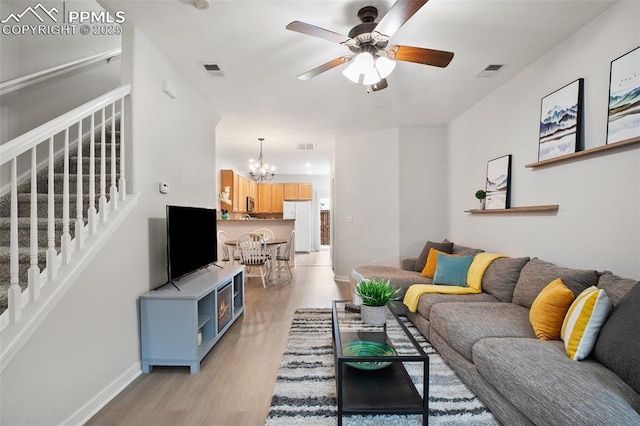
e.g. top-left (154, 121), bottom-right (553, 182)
top-left (249, 138), bottom-right (276, 181)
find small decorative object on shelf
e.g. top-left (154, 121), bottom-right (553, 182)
top-left (485, 155), bottom-right (512, 209)
top-left (475, 189), bottom-right (487, 210)
top-left (221, 209), bottom-right (229, 220)
top-left (355, 280), bottom-right (400, 326)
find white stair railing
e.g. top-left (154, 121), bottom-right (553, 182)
top-left (0, 85), bottom-right (131, 327)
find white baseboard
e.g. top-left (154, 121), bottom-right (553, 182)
top-left (334, 275), bottom-right (350, 282)
top-left (64, 361), bottom-right (141, 426)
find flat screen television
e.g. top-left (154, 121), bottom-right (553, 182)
top-left (166, 205), bottom-right (218, 285)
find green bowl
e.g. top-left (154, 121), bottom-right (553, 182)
top-left (342, 340), bottom-right (397, 370)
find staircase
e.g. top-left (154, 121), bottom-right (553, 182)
top-left (0, 125), bottom-right (121, 314)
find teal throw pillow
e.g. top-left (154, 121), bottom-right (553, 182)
top-left (433, 253), bottom-right (473, 287)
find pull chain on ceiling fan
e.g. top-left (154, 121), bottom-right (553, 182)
top-left (286, 0), bottom-right (454, 92)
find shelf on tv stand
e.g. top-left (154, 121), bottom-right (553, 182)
top-left (139, 265), bottom-right (245, 374)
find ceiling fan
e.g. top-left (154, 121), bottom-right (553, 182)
top-left (286, 0), bottom-right (454, 92)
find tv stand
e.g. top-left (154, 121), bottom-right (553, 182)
top-left (140, 265), bottom-right (244, 374)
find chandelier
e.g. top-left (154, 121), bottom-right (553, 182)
top-left (249, 138), bottom-right (276, 181)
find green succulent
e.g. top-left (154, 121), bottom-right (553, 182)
top-left (475, 189), bottom-right (487, 200)
top-left (355, 280), bottom-right (400, 307)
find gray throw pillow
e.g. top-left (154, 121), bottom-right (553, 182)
top-left (512, 258), bottom-right (599, 308)
top-left (597, 271), bottom-right (639, 308)
top-left (414, 241), bottom-right (453, 272)
top-left (593, 282), bottom-right (640, 394)
top-left (482, 257), bottom-right (530, 302)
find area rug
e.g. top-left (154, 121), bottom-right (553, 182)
top-left (266, 309), bottom-right (499, 425)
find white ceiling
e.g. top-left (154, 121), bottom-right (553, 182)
top-left (101, 0), bottom-right (616, 176)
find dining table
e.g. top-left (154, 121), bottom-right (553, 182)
top-left (224, 239), bottom-right (287, 281)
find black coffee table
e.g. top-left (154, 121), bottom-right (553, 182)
top-left (331, 300), bottom-right (429, 425)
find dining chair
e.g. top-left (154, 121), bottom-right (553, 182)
top-left (236, 232), bottom-right (270, 288)
top-left (254, 228), bottom-right (275, 241)
top-left (276, 230), bottom-right (295, 280)
top-left (217, 230), bottom-right (231, 265)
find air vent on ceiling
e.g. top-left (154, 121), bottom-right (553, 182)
top-left (476, 64), bottom-right (505, 78)
top-left (202, 63), bottom-right (224, 77)
top-left (297, 143), bottom-right (316, 151)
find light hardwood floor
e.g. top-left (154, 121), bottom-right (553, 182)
top-left (87, 250), bottom-right (350, 426)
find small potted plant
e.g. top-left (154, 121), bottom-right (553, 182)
top-left (221, 209), bottom-right (229, 220)
top-left (355, 280), bottom-right (400, 325)
top-left (475, 189), bottom-right (487, 210)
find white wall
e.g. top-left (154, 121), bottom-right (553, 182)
top-left (399, 126), bottom-right (449, 258)
top-left (0, 23), bottom-right (221, 425)
top-left (448, 1), bottom-right (640, 278)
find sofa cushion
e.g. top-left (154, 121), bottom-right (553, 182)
top-left (512, 258), bottom-right (599, 309)
top-left (420, 248), bottom-right (449, 278)
top-left (473, 338), bottom-right (640, 425)
top-left (353, 265), bottom-right (432, 298)
top-left (429, 302), bottom-right (534, 361)
top-left (594, 282), bottom-right (640, 394)
top-left (414, 241), bottom-right (453, 272)
top-left (597, 271), bottom-right (639, 307)
top-left (481, 257), bottom-right (530, 302)
top-left (561, 286), bottom-right (611, 360)
top-left (433, 253), bottom-right (473, 286)
top-left (529, 278), bottom-right (574, 341)
top-left (414, 292), bottom-right (499, 322)
top-left (449, 241), bottom-right (485, 256)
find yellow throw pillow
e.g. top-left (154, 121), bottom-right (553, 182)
top-left (529, 278), bottom-right (575, 341)
top-left (420, 248), bottom-right (448, 278)
top-left (561, 286), bottom-right (612, 361)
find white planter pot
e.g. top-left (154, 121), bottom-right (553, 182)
top-left (361, 305), bottom-right (386, 326)
top-left (479, 199), bottom-right (486, 210)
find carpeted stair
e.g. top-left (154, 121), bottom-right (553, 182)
top-left (0, 124), bottom-right (120, 314)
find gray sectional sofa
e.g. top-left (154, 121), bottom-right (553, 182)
top-left (352, 240), bottom-right (640, 425)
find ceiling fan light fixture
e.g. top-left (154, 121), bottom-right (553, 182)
top-left (362, 68), bottom-right (381, 85)
top-left (342, 62), bottom-right (362, 83)
top-left (375, 56), bottom-right (396, 78)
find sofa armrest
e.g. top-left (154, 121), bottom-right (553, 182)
top-left (402, 258), bottom-right (418, 271)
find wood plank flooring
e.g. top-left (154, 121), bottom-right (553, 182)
top-left (87, 250), bottom-right (350, 426)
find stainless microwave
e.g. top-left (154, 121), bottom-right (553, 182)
top-left (246, 196), bottom-right (255, 212)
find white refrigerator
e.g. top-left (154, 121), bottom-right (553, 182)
top-left (283, 201), bottom-right (312, 252)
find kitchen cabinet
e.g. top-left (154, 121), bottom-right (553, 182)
top-left (283, 183), bottom-right (313, 201)
top-left (257, 183), bottom-right (271, 213)
top-left (220, 169), bottom-right (252, 212)
top-left (270, 184), bottom-right (284, 213)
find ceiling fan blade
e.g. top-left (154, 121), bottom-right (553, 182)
top-left (373, 0), bottom-right (429, 39)
top-left (388, 45), bottom-right (454, 68)
top-left (297, 56), bottom-right (352, 80)
top-left (286, 21), bottom-right (352, 45)
top-left (368, 78), bottom-right (388, 92)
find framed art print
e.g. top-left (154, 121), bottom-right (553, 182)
top-left (485, 154), bottom-right (511, 210)
top-left (607, 46), bottom-right (640, 145)
top-left (538, 79), bottom-right (583, 161)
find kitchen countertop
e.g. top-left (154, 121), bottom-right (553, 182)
top-left (217, 218), bottom-right (294, 222)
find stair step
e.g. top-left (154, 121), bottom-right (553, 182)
top-left (0, 217), bottom-right (83, 246)
top-left (27, 173), bottom-right (121, 195)
top-left (0, 246), bottom-right (48, 283)
top-left (67, 157), bottom-right (120, 174)
top-left (9, 193), bottom-right (114, 218)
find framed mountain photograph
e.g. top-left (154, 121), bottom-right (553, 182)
top-left (607, 46), bottom-right (640, 145)
top-left (538, 79), bottom-right (583, 161)
top-left (485, 154), bottom-right (511, 210)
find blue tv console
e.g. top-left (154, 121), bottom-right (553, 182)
top-left (139, 265), bottom-right (244, 374)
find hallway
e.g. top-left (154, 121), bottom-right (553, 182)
top-left (87, 251), bottom-right (350, 425)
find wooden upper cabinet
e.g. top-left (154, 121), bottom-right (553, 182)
top-left (220, 169), bottom-right (252, 212)
top-left (257, 183), bottom-right (271, 213)
top-left (283, 183), bottom-right (312, 201)
top-left (270, 184), bottom-right (284, 213)
top-left (298, 183), bottom-right (312, 200)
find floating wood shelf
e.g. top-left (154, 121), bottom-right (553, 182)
top-left (465, 204), bottom-right (559, 214)
top-left (526, 136), bottom-right (640, 168)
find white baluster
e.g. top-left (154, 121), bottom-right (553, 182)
top-left (99, 107), bottom-right (107, 223)
top-left (75, 119), bottom-right (84, 250)
top-left (61, 128), bottom-right (71, 265)
top-left (119, 97), bottom-right (126, 202)
top-left (29, 147), bottom-right (40, 301)
top-left (110, 102), bottom-right (118, 211)
top-left (88, 112), bottom-right (97, 235)
top-left (8, 158), bottom-right (22, 323)
top-left (46, 136), bottom-right (58, 281)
